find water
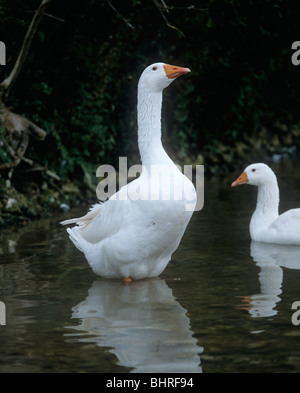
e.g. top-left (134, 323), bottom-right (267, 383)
top-left (0, 159), bottom-right (300, 373)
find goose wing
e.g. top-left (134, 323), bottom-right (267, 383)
top-left (61, 182), bottom-right (135, 244)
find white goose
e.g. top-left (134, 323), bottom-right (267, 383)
top-left (231, 163), bottom-right (300, 245)
top-left (61, 63), bottom-right (197, 281)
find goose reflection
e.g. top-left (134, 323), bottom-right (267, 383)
top-left (240, 241), bottom-right (300, 318)
top-left (65, 278), bottom-right (203, 373)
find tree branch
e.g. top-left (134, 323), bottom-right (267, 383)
top-left (153, 0), bottom-right (185, 38)
top-left (26, 10), bottom-right (65, 23)
top-left (0, 0), bottom-right (52, 98)
top-left (154, 1), bottom-right (208, 12)
top-left (105, 0), bottom-right (135, 30)
top-left (0, 1), bottom-right (49, 172)
top-left (153, 0), bottom-right (208, 38)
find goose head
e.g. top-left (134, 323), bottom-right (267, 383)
top-left (138, 62), bottom-right (191, 93)
top-left (231, 163), bottom-right (277, 187)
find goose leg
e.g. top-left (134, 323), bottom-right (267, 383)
top-left (122, 277), bottom-right (132, 283)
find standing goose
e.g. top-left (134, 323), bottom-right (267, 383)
top-left (61, 63), bottom-right (197, 281)
top-left (231, 163), bottom-right (300, 245)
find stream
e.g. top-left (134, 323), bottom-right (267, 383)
top-left (0, 158), bottom-right (300, 372)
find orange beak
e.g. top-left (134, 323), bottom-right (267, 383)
top-left (163, 64), bottom-right (191, 79)
top-left (231, 171), bottom-right (248, 187)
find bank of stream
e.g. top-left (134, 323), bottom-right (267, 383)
top-left (1, 123), bottom-right (300, 227)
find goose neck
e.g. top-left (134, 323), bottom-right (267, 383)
top-left (137, 86), bottom-right (169, 167)
top-left (256, 181), bottom-right (279, 218)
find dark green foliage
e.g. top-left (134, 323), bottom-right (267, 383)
top-left (1, 0), bottom-right (300, 184)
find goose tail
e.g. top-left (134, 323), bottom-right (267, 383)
top-left (60, 203), bottom-right (103, 227)
top-left (66, 227), bottom-right (85, 253)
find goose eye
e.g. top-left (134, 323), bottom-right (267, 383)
top-left (152, 66), bottom-right (158, 71)
top-left (252, 169), bottom-right (256, 172)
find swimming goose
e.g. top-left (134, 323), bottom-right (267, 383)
top-left (61, 63), bottom-right (196, 280)
top-left (231, 163), bottom-right (300, 245)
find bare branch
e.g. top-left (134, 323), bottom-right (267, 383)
top-left (160, 0), bottom-right (170, 13)
top-left (153, 0), bottom-right (185, 38)
top-left (105, 0), bottom-right (135, 30)
top-left (26, 10), bottom-right (65, 23)
top-left (154, 2), bottom-right (208, 12)
top-left (0, 1), bottom-right (50, 173)
top-left (0, 0), bottom-right (52, 98)
top-left (0, 103), bottom-right (47, 171)
top-left (43, 12), bottom-right (65, 22)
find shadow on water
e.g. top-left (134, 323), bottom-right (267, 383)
top-left (0, 158), bottom-right (300, 372)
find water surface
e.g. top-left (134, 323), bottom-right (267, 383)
top-left (1, 159), bottom-right (300, 373)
